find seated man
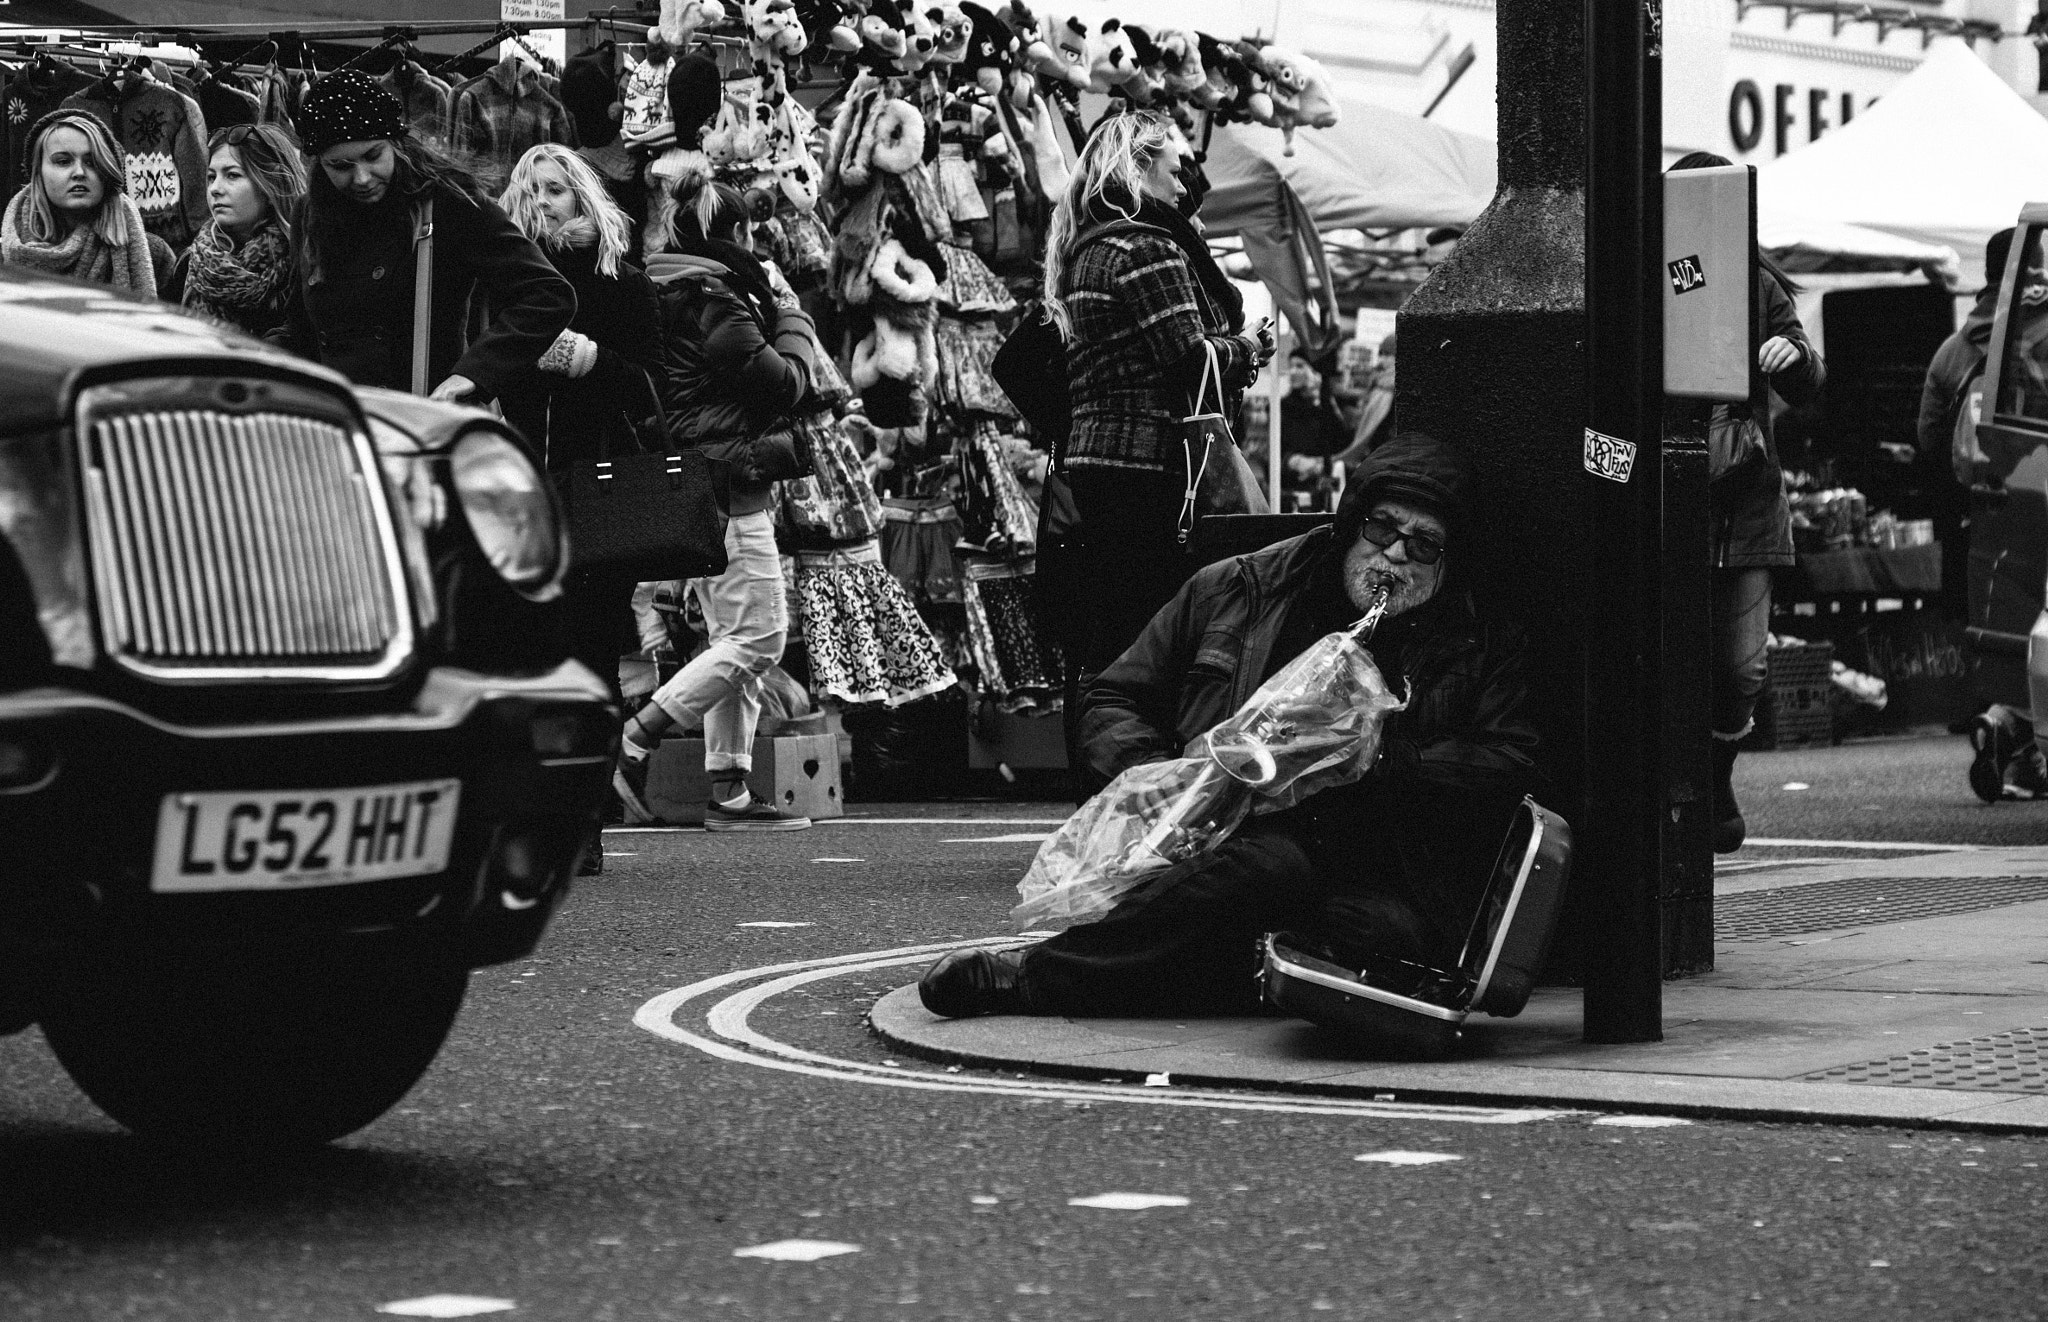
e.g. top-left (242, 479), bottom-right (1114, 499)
top-left (919, 428), bottom-right (1542, 1018)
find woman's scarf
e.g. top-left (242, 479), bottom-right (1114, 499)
top-left (182, 219), bottom-right (293, 321)
top-left (1133, 196), bottom-right (1244, 332)
top-left (1, 189), bottom-right (156, 296)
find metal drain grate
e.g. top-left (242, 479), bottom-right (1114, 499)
top-left (1715, 875), bottom-right (2048, 942)
top-left (1804, 1027), bottom-right (2048, 1092)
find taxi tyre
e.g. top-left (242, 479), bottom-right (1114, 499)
top-left (38, 949), bottom-right (469, 1147)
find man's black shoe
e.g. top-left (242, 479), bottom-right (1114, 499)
top-left (918, 948), bottom-right (1032, 1018)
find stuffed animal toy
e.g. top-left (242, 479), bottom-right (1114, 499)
top-left (957, 2), bottom-right (1015, 96)
top-left (1157, 28), bottom-right (1206, 101)
top-left (794, 0), bottom-right (862, 56)
top-left (1194, 32), bottom-right (1237, 113)
top-left (657, 0), bottom-right (727, 48)
top-left (1035, 8), bottom-right (1093, 88)
top-left (744, 0), bottom-right (809, 63)
top-left (851, 7), bottom-right (909, 77)
top-left (888, 0), bottom-right (937, 73)
top-left (868, 235), bottom-right (939, 304)
top-left (1087, 18), bottom-right (1145, 100)
top-left (1230, 38), bottom-right (1278, 125)
top-left (1121, 24), bottom-right (1170, 105)
top-left (1253, 44), bottom-right (1340, 152)
top-left (927, 5), bottom-right (971, 65)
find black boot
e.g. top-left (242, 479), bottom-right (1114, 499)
top-left (1712, 738), bottom-right (1746, 854)
top-left (919, 948), bottom-right (1034, 1018)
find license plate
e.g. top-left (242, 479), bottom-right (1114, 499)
top-left (151, 779), bottom-right (462, 893)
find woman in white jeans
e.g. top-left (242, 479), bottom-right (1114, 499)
top-left (612, 172), bottom-right (821, 831)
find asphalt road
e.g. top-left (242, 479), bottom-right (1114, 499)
top-left (3, 736), bottom-right (2046, 1321)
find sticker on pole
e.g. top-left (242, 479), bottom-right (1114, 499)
top-left (1584, 429), bottom-right (1637, 483)
top-left (1667, 254), bottom-right (1705, 294)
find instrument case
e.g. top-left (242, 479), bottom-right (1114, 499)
top-left (1260, 796), bottom-right (1574, 1057)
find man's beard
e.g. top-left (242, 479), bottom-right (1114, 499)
top-left (1343, 544), bottom-right (1437, 620)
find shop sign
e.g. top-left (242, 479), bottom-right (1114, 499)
top-left (501, 0), bottom-right (565, 67)
top-left (1728, 78), bottom-right (1861, 156)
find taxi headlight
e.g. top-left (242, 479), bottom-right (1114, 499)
top-left (451, 430), bottom-right (561, 594)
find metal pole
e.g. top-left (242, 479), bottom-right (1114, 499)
top-left (1580, 0), bottom-right (1665, 1042)
top-left (1268, 318), bottom-right (1287, 509)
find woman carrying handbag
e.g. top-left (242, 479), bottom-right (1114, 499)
top-left (1036, 111), bottom-right (1275, 683)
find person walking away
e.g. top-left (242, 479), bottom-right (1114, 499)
top-left (610, 172), bottom-right (820, 831)
top-left (1040, 111), bottom-right (1275, 726)
top-left (164, 124), bottom-right (306, 340)
top-left (918, 429), bottom-right (1542, 1018)
top-left (283, 71), bottom-right (573, 403)
top-left (1668, 152), bottom-right (1825, 854)
top-left (1917, 229), bottom-right (2048, 800)
top-left (2, 111), bottom-right (169, 296)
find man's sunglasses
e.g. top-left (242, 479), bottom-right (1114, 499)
top-left (1358, 515), bottom-right (1446, 565)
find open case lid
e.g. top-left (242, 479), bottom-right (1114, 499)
top-left (1453, 796), bottom-right (1574, 1017)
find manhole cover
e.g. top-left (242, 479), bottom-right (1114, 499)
top-left (1716, 875), bottom-right (2048, 942)
top-left (1804, 1026), bottom-right (2048, 1092)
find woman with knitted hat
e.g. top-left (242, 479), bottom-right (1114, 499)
top-left (2, 111), bottom-right (170, 296)
top-left (283, 70), bottom-right (572, 402)
top-left (164, 124), bottom-right (306, 341)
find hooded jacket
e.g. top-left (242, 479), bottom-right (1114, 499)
top-left (1076, 430), bottom-right (1541, 945)
top-left (1917, 280), bottom-right (1999, 463)
top-left (646, 250), bottom-right (819, 516)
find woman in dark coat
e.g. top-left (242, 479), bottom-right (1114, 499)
top-left (1670, 153), bottom-right (1826, 853)
top-left (283, 70), bottom-right (573, 403)
top-left (1038, 110), bottom-right (1275, 771)
top-left (498, 142), bottom-right (663, 814)
top-left (497, 143), bottom-right (664, 471)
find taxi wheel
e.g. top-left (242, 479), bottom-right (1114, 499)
top-left (40, 954), bottom-right (469, 1147)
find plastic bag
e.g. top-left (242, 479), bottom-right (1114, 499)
top-left (1012, 592), bottom-right (1408, 929)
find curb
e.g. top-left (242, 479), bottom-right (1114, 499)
top-left (868, 985), bottom-right (2048, 1136)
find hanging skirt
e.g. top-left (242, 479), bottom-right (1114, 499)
top-left (881, 496), bottom-right (966, 604)
top-left (933, 316), bottom-right (1017, 418)
top-left (962, 555), bottom-right (1064, 716)
top-left (935, 242), bottom-right (1015, 314)
top-left (794, 539), bottom-right (959, 708)
top-left (934, 143), bottom-right (991, 223)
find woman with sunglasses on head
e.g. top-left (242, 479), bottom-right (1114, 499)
top-left (2, 111), bottom-right (171, 296)
top-left (1037, 110), bottom-right (1275, 778)
top-left (283, 71), bottom-right (572, 403)
top-left (164, 124), bottom-right (306, 341)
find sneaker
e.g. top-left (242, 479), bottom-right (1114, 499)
top-left (2009, 743), bottom-right (2048, 800)
top-left (1969, 709), bottom-right (2018, 805)
top-left (705, 789), bottom-right (811, 832)
top-left (613, 752), bottom-right (656, 825)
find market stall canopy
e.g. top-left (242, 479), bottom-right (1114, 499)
top-left (1757, 38), bottom-right (2048, 282)
top-left (1201, 99), bottom-right (1497, 239)
top-left (0, 0), bottom-right (136, 27)
top-left (1757, 207), bottom-right (1959, 276)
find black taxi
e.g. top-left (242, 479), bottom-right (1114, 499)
top-left (0, 268), bottom-right (613, 1145)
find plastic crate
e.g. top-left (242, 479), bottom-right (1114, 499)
top-left (1742, 641), bottom-right (1835, 750)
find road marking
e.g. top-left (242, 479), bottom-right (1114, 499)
top-left (1355, 1151), bottom-right (1463, 1165)
top-left (943, 833), bottom-right (1052, 843)
top-left (632, 941), bottom-right (1572, 1125)
top-left (1068, 1193), bottom-right (1189, 1209)
top-left (1712, 858), bottom-right (1841, 874)
top-left (607, 819), bottom-right (1071, 833)
top-left (733, 1239), bottom-right (861, 1261)
top-left (1745, 838), bottom-right (1980, 852)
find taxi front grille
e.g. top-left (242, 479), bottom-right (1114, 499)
top-left (80, 409), bottom-right (405, 677)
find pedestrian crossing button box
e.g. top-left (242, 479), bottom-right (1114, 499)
top-left (1260, 797), bottom-right (1574, 1058)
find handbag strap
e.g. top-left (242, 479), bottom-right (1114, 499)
top-left (410, 196), bottom-right (435, 396)
top-left (1187, 340), bottom-right (1224, 417)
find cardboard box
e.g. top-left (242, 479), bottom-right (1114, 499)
top-left (643, 732), bottom-right (844, 826)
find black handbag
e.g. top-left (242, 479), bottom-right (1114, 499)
top-left (990, 300), bottom-right (1071, 448)
top-left (561, 402), bottom-right (728, 581)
